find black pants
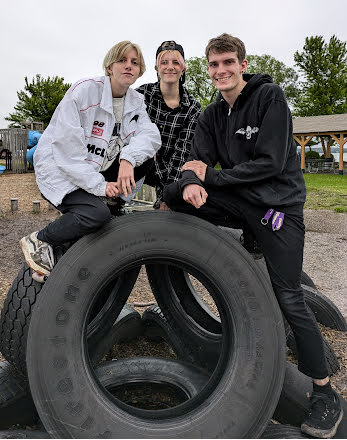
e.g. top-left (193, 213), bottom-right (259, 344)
top-left (164, 182), bottom-right (329, 380)
top-left (38, 158), bottom-right (153, 246)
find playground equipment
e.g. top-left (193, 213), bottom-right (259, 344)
top-left (0, 128), bottom-right (43, 173)
top-left (26, 130), bottom-right (42, 166)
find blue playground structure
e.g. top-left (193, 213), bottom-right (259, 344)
top-left (26, 130), bottom-right (42, 166)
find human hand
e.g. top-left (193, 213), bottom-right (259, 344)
top-left (117, 159), bottom-right (136, 197)
top-left (105, 182), bottom-right (120, 198)
top-left (182, 184), bottom-right (208, 209)
top-left (159, 202), bottom-right (170, 211)
top-left (181, 160), bottom-right (207, 182)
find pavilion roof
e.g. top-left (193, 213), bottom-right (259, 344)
top-left (293, 114), bottom-right (347, 134)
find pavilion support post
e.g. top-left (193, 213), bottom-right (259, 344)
top-left (293, 135), bottom-right (314, 172)
top-left (330, 133), bottom-right (347, 175)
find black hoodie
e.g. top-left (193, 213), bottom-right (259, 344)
top-left (178, 74), bottom-right (306, 212)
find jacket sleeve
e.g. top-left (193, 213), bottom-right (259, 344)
top-left (177, 109), bottom-right (219, 193)
top-left (51, 93), bottom-right (107, 196)
top-left (164, 103), bottom-right (201, 186)
top-left (204, 96), bottom-right (293, 187)
top-left (119, 100), bottom-right (161, 167)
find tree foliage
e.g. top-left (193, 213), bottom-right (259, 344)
top-left (6, 75), bottom-right (71, 128)
top-left (185, 54), bottom-right (299, 109)
top-left (246, 54), bottom-right (299, 106)
top-left (185, 57), bottom-right (217, 110)
top-left (293, 35), bottom-right (347, 116)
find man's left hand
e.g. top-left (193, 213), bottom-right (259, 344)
top-left (181, 160), bottom-right (207, 182)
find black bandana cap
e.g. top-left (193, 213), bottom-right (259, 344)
top-left (156, 41), bottom-right (185, 60)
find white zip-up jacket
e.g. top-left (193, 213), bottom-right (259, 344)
top-left (34, 76), bottom-right (161, 206)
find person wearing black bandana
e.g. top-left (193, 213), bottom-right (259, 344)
top-left (136, 41), bottom-right (201, 209)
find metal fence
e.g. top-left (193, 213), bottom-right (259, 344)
top-left (0, 129), bottom-right (29, 173)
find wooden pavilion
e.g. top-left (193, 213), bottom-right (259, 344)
top-left (293, 113), bottom-right (347, 175)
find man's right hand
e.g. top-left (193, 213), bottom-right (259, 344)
top-left (105, 182), bottom-right (120, 198)
top-left (183, 184), bottom-right (208, 209)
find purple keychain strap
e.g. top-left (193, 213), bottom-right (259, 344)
top-left (272, 211), bottom-right (285, 231)
top-left (261, 209), bottom-right (274, 225)
top-left (261, 208), bottom-right (285, 231)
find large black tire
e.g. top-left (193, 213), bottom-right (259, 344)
top-left (260, 424), bottom-right (309, 439)
top-left (89, 304), bottom-right (142, 364)
top-left (286, 329), bottom-right (339, 376)
top-left (146, 265), bottom-right (222, 335)
top-left (142, 305), bottom-right (195, 362)
top-left (0, 430), bottom-right (49, 439)
top-left (272, 362), bottom-right (311, 426)
top-left (0, 264), bottom-right (139, 372)
top-left (26, 212), bottom-right (286, 438)
top-left (0, 305), bottom-right (142, 430)
top-left (146, 265), bottom-right (223, 372)
top-left (95, 357), bottom-right (209, 403)
top-left (302, 284), bottom-right (347, 331)
top-left (0, 361), bottom-right (38, 429)
top-left (146, 254), bottom-right (319, 369)
top-left (300, 271), bottom-right (316, 289)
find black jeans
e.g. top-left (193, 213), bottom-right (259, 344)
top-left (164, 182), bottom-right (329, 380)
top-left (38, 158), bottom-right (153, 246)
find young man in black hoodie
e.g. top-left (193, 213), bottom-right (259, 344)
top-left (163, 33), bottom-right (343, 439)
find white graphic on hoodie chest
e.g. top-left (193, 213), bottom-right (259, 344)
top-left (235, 126), bottom-right (259, 139)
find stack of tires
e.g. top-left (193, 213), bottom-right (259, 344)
top-left (0, 211), bottom-right (345, 438)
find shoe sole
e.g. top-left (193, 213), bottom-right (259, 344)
top-left (301, 407), bottom-right (344, 439)
top-left (32, 272), bottom-right (49, 283)
top-left (19, 238), bottom-right (50, 276)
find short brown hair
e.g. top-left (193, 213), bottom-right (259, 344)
top-left (103, 41), bottom-right (146, 77)
top-left (205, 33), bottom-right (246, 63)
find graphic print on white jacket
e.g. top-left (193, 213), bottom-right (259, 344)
top-left (34, 76), bottom-right (161, 206)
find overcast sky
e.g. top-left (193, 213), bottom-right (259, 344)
top-left (1, 0), bottom-right (346, 129)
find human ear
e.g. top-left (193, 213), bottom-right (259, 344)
top-left (241, 59), bottom-right (248, 72)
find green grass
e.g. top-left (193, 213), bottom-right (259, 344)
top-left (303, 174), bottom-right (347, 212)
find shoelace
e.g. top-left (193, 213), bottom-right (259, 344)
top-left (309, 393), bottom-right (331, 420)
top-left (39, 244), bottom-right (55, 270)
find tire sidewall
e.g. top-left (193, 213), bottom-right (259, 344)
top-left (27, 212), bottom-right (286, 439)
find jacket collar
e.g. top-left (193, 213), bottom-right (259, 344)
top-left (100, 76), bottom-right (144, 115)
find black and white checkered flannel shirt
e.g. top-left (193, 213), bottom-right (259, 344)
top-left (136, 82), bottom-right (201, 201)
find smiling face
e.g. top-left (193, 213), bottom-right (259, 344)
top-left (207, 50), bottom-right (247, 95)
top-left (156, 51), bottom-right (185, 85)
top-left (107, 48), bottom-right (141, 97)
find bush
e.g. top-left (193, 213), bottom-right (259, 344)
top-left (320, 154), bottom-right (334, 161)
top-left (305, 150), bottom-right (320, 159)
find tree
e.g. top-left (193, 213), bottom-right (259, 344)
top-left (185, 54), bottom-right (299, 110)
top-left (6, 75), bottom-right (71, 128)
top-left (294, 35), bottom-right (347, 117)
top-left (246, 54), bottom-right (299, 106)
top-left (185, 57), bottom-right (217, 110)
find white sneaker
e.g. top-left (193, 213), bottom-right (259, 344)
top-left (31, 271), bottom-right (49, 283)
top-left (19, 232), bottom-right (55, 276)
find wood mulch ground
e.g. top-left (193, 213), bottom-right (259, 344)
top-left (0, 173), bottom-right (346, 406)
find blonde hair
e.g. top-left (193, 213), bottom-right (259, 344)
top-left (103, 41), bottom-right (146, 76)
top-left (156, 50), bottom-right (186, 72)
